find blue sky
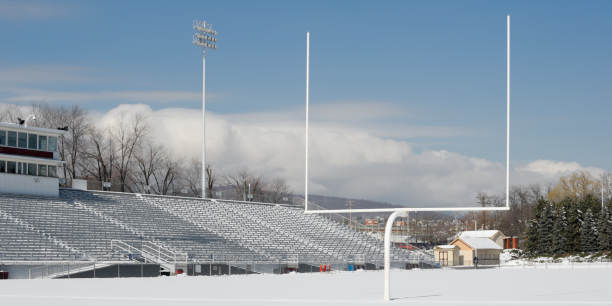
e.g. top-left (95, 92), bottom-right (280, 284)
top-left (1, 1), bottom-right (611, 204)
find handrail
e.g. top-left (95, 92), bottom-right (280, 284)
top-left (110, 239), bottom-right (188, 264)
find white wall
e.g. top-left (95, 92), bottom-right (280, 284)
top-left (72, 179), bottom-right (87, 191)
top-left (0, 173), bottom-right (59, 197)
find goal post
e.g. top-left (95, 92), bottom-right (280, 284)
top-left (303, 15), bottom-right (512, 301)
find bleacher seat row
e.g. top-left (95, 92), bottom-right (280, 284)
top-left (0, 189), bottom-right (432, 265)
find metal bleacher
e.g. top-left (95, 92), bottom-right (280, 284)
top-left (61, 190), bottom-right (269, 263)
top-left (0, 193), bottom-right (139, 261)
top-left (0, 189), bottom-right (432, 267)
top-left (0, 213), bottom-right (78, 261)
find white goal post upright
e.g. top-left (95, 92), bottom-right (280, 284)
top-left (304, 15), bottom-right (512, 301)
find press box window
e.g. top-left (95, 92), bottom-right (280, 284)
top-left (48, 136), bottom-right (58, 152)
top-left (0, 130), bottom-right (6, 146)
top-left (38, 164), bottom-right (47, 177)
top-left (27, 163), bottom-right (36, 176)
top-left (7, 161), bottom-right (16, 174)
top-left (17, 132), bottom-right (27, 148)
top-left (48, 165), bottom-right (57, 178)
top-left (28, 133), bottom-right (37, 149)
top-left (7, 131), bottom-right (16, 147)
top-left (38, 135), bottom-right (47, 151)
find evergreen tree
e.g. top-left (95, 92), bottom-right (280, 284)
top-left (580, 208), bottom-right (598, 253)
top-left (598, 205), bottom-right (611, 251)
top-left (538, 204), bottom-right (555, 255)
top-left (552, 204), bottom-right (568, 255)
top-left (525, 219), bottom-right (539, 255)
top-left (525, 199), bottom-right (547, 256)
top-left (566, 201), bottom-right (583, 253)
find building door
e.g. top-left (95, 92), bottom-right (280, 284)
top-left (439, 251), bottom-right (448, 266)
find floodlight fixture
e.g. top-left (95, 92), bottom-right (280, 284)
top-left (193, 20), bottom-right (217, 51)
top-left (193, 19), bottom-right (218, 199)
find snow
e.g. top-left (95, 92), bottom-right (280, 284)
top-left (459, 230), bottom-right (501, 239)
top-left (500, 249), bottom-right (612, 266)
top-left (435, 245), bottom-right (456, 249)
top-left (460, 237), bottom-right (503, 250)
top-left (1, 267), bottom-right (611, 305)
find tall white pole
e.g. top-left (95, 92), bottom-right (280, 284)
top-left (305, 32), bottom-right (310, 210)
top-left (193, 20), bottom-right (216, 199)
top-left (506, 14), bottom-right (511, 208)
top-left (384, 211), bottom-right (407, 301)
top-left (202, 51), bottom-right (207, 199)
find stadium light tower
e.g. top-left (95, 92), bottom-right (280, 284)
top-left (193, 20), bottom-right (217, 199)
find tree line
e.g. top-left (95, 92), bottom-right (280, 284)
top-left (525, 196), bottom-right (611, 256)
top-left (0, 103), bottom-right (292, 203)
top-left (459, 171), bottom-right (611, 255)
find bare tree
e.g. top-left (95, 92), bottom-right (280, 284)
top-left (152, 157), bottom-right (178, 195)
top-left (548, 171), bottom-right (600, 203)
top-left (81, 126), bottom-right (115, 188)
top-left (63, 106), bottom-right (89, 181)
top-left (183, 158), bottom-right (202, 197)
top-left (0, 104), bottom-right (25, 123)
top-left (265, 178), bottom-right (291, 204)
top-left (175, 160), bottom-right (217, 197)
top-left (228, 169), bottom-right (264, 201)
top-left (205, 164), bottom-right (215, 198)
top-left (133, 141), bottom-right (165, 193)
top-left (112, 113), bottom-right (148, 192)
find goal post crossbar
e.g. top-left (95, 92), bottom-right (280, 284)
top-left (304, 206), bottom-right (509, 214)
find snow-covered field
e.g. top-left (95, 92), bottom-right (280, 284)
top-left (0, 267), bottom-right (610, 305)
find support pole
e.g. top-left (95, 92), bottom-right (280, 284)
top-left (305, 32), bottom-right (310, 210)
top-left (506, 14), bottom-right (511, 208)
top-left (384, 211), bottom-right (408, 301)
top-left (202, 51), bottom-right (207, 199)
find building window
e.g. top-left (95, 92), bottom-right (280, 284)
top-left (0, 130), bottom-right (6, 146)
top-left (7, 161), bottom-right (16, 174)
top-left (27, 163), bottom-right (36, 176)
top-left (0, 160), bottom-right (5, 172)
top-left (38, 164), bottom-right (47, 177)
top-left (7, 131), bottom-right (16, 147)
top-left (48, 136), bottom-right (58, 152)
top-left (28, 133), bottom-right (37, 149)
top-left (17, 132), bottom-right (27, 148)
top-left (38, 135), bottom-right (47, 151)
top-left (48, 165), bottom-right (57, 178)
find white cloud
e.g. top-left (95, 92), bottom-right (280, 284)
top-left (0, 65), bottom-right (93, 84)
top-left (0, 65), bottom-right (203, 105)
top-left (0, 1), bottom-right (69, 20)
top-left (92, 104), bottom-right (605, 207)
top-left (516, 160), bottom-right (603, 181)
top-left (2, 88), bottom-right (201, 104)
